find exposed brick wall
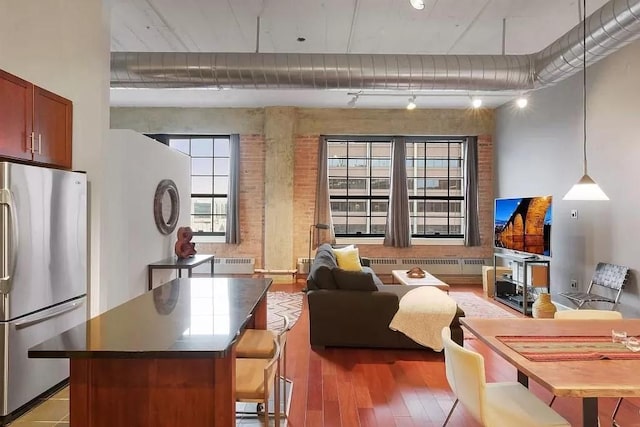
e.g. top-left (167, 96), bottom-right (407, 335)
top-left (293, 134), bottom-right (494, 263)
top-left (196, 134), bottom-right (266, 267)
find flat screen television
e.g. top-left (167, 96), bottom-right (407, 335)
top-left (494, 196), bottom-right (552, 257)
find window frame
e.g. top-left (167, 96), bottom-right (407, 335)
top-left (326, 135), bottom-right (466, 240)
top-left (145, 133), bottom-right (231, 237)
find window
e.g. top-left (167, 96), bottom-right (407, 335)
top-left (327, 136), bottom-right (465, 239)
top-left (146, 134), bottom-right (231, 236)
top-left (327, 138), bottom-right (392, 237)
top-left (406, 138), bottom-right (465, 238)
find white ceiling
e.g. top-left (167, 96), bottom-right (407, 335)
top-left (109, 0), bottom-right (610, 109)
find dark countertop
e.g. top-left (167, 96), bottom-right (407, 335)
top-left (29, 277), bottom-right (272, 359)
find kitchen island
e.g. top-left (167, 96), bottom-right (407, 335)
top-left (29, 277), bottom-right (272, 427)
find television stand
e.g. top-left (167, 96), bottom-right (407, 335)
top-left (493, 251), bottom-right (550, 316)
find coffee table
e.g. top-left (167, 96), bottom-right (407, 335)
top-left (391, 269), bottom-right (450, 292)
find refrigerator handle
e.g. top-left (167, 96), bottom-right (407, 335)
top-left (14, 298), bottom-right (85, 329)
top-left (0, 189), bottom-right (18, 294)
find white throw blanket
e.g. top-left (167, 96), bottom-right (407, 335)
top-left (389, 287), bottom-right (457, 351)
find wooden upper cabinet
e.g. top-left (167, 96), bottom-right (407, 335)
top-left (33, 86), bottom-right (72, 169)
top-left (0, 68), bottom-right (72, 169)
top-left (0, 70), bottom-right (33, 162)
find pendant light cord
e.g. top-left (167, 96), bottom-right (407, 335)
top-left (583, 0), bottom-right (588, 175)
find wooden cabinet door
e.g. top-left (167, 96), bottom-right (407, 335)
top-left (33, 86), bottom-right (72, 169)
top-left (0, 69), bottom-right (34, 161)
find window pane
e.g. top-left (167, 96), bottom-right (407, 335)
top-left (192, 158), bottom-right (212, 175)
top-left (192, 215), bottom-right (212, 233)
top-left (329, 178), bottom-right (347, 190)
top-left (214, 138), bottom-right (230, 156)
top-left (170, 139), bottom-right (190, 154)
top-left (213, 177), bottom-right (228, 194)
top-left (192, 138), bottom-right (213, 157)
top-left (371, 201), bottom-right (388, 213)
top-left (192, 198), bottom-right (212, 215)
top-left (214, 158), bottom-right (229, 175)
top-left (371, 224), bottom-right (386, 234)
top-left (212, 197), bottom-right (227, 214)
top-left (192, 176), bottom-right (213, 194)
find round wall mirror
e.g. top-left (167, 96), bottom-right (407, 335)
top-left (153, 179), bottom-right (180, 235)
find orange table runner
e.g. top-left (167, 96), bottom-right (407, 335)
top-left (496, 335), bottom-right (640, 362)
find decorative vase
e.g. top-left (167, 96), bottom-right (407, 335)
top-left (532, 293), bottom-right (557, 319)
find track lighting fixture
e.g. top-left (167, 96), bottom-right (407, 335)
top-left (347, 94), bottom-right (359, 108)
top-left (409, 0), bottom-right (425, 10)
top-left (516, 97), bottom-right (528, 108)
top-left (471, 97), bottom-right (482, 108)
top-left (406, 95), bottom-right (417, 110)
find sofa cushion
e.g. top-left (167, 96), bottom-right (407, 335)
top-left (307, 243), bottom-right (338, 290)
top-left (333, 245), bottom-right (363, 271)
top-left (332, 268), bottom-right (378, 292)
top-left (363, 266), bottom-right (384, 287)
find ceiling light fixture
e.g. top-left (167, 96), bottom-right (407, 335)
top-left (347, 94), bottom-right (359, 108)
top-left (409, 0), bottom-right (425, 10)
top-left (516, 97), bottom-right (528, 108)
top-left (471, 97), bottom-right (482, 108)
top-left (406, 95), bottom-right (417, 110)
top-left (563, 0), bottom-right (609, 201)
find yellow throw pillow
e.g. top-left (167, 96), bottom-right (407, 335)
top-left (333, 245), bottom-right (363, 271)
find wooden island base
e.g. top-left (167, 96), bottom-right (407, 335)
top-left (70, 353), bottom-right (235, 427)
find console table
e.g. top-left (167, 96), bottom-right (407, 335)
top-left (29, 277), bottom-right (272, 427)
top-left (147, 254), bottom-right (215, 290)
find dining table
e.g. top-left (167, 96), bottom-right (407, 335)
top-left (461, 317), bottom-right (640, 427)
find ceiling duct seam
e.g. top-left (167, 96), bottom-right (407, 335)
top-left (110, 0), bottom-right (640, 92)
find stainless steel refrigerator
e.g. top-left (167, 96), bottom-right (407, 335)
top-left (0, 162), bottom-right (87, 418)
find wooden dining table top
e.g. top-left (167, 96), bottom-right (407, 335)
top-left (461, 318), bottom-right (640, 398)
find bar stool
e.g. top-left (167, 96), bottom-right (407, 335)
top-left (236, 315), bottom-right (291, 417)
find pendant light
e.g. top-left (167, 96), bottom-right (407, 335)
top-left (409, 0), bottom-right (425, 10)
top-left (563, 0), bottom-right (609, 201)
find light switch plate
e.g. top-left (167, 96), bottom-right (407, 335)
top-left (570, 209), bottom-right (578, 219)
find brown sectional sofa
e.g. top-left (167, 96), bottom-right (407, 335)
top-left (307, 244), bottom-right (465, 350)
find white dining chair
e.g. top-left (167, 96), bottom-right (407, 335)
top-left (441, 326), bottom-right (570, 427)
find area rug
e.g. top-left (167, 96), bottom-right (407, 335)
top-left (449, 292), bottom-right (517, 319)
top-left (267, 291), bottom-right (303, 332)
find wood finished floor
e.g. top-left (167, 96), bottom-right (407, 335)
top-left (8, 280), bottom-right (640, 426)
top-left (276, 280), bottom-right (640, 427)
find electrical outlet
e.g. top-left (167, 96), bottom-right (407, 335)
top-left (570, 209), bottom-right (578, 219)
top-left (570, 280), bottom-right (578, 288)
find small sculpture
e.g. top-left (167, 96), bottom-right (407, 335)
top-left (406, 266), bottom-right (426, 278)
top-left (174, 226), bottom-right (197, 259)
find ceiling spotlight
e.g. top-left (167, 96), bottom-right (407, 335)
top-left (347, 94), bottom-right (359, 108)
top-left (516, 97), bottom-right (528, 108)
top-left (407, 96), bottom-right (417, 110)
top-left (471, 97), bottom-right (482, 109)
top-left (409, 0), bottom-right (425, 10)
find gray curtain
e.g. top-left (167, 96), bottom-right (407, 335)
top-left (312, 136), bottom-right (335, 247)
top-left (225, 134), bottom-right (240, 244)
top-left (384, 137), bottom-right (411, 247)
top-left (464, 136), bottom-right (481, 246)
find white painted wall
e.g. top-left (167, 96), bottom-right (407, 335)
top-left (0, 0), bottom-right (110, 315)
top-left (104, 130), bottom-right (190, 309)
top-left (496, 41), bottom-right (640, 317)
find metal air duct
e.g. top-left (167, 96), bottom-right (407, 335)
top-left (110, 0), bottom-right (640, 91)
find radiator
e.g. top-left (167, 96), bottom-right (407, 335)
top-left (211, 257), bottom-right (255, 274)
